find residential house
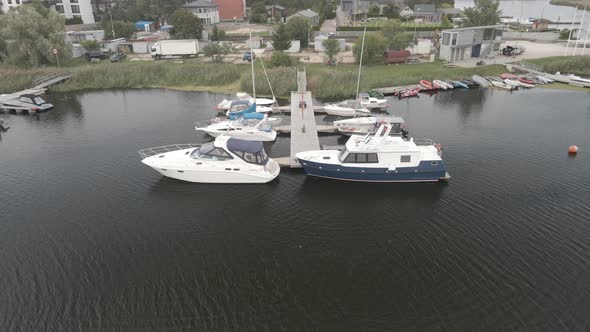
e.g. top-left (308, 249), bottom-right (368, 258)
top-left (266, 4), bottom-right (286, 21)
top-left (183, 0), bottom-right (220, 26)
top-left (399, 6), bottom-right (413, 18)
top-left (340, 0), bottom-right (368, 21)
top-left (531, 18), bottom-right (552, 31)
top-left (287, 9), bottom-right (320, 26)
top-left (0, 0), bottom-right (96, 24)
top-left (212, 0), bottom-right (245, 21)
top-left (439, 25), bottom-right (504, 62)
top-left (412, 4), bottom-right (442, 24)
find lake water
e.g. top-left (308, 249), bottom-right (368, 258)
top-left (1, 88), bottom-right (589, 330)
top-left (455, 0), bottom-right (589, 22)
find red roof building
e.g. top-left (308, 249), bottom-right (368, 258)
top-left (212, 0), bottom-right (246, 21)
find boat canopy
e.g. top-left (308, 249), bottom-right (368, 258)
top-left (242, 112), bottom-right (264, 120)
top-left (229, 102), bottom-right (256, 120)
top-left (227, 138), bottom-right (263, 154)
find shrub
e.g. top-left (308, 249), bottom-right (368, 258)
top-left (269, 51), bottom-right (297, 68)
top-left (81, 40), bottom-right (101, 52)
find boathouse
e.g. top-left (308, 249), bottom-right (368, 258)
top-left (439, 25), bottom-right (505, 62)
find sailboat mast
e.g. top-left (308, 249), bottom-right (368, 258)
top-left (574, 3), bottom-right (587, 55)
top-left (249, 32), bottom-right (256, 99)
top-left (356, 27), bottom-right (367, 99)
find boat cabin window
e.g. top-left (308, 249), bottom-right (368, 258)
top-left (190, 143), bottom-right (233, 161)
top-left (19, 97), bottom-right (33, 104)
top-left (400, 155), bottom-right (411, 163)
top-left (33, 97), bottom-right (45, 105)
top-left (343, 153), bottom-right (379, 163)
top-left (233, 149), bottom-right (268, 165)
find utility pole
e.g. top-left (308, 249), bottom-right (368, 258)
top-left (109, 9), bottom-right (116, 39)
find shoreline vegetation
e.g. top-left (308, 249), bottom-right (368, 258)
top-left (1, 56), bottom-right (588, 99)
top-left (549, 0), bottom-right (589, 8)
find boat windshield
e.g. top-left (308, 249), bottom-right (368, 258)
top-left (232, 148), bottom-right (268, 165)
top-left (190, 143), bottom-right (233, 161)
top-left (34, 97), bottom-right (45, 105)
top-left (338, 148), bottom-right (348, 162)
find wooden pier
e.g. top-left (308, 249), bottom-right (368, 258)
top-left (32, 73), bottom-right (72, 90)
top-left (281, 70), bottom-right (321, 168)
top-left (274, 124), bottom-right (337, 134)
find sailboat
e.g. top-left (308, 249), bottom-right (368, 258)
top-left (323, 28), bottom-right (386, 117)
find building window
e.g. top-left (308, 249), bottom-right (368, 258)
top-left (7, 0), bottom-right (12, 4)
top-left (400, 155), bottom-right (411, 163)
top-left (70, 0), bottom-right (78, 2)
top-left (451, 33), bottom-right (457, 46)
top-left (16, 0), bottom-right (20, 4)
top-left (483, 28), bottom-right (493, 40)
top-left (71, 5), bottom-right (80, 13)
top-left (442, 33), bottom-right (450, 46)
top-left (56, 4), bottom-right (64, 13)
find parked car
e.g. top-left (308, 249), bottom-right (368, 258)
top-left (243, 51), bottom-right (256, 62)
top-left (110, 53), bottom-right (127, 62)
top-left (86, 51), bottom-right (109, 61)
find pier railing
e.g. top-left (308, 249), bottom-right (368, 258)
top-left (138, 144), bottom-right (202, 159)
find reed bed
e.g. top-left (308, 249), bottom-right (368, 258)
top-left (531, 56), bottom-right (590, 77)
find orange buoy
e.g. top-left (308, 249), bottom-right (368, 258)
top-left (568, 145), bottom-right (579, 154)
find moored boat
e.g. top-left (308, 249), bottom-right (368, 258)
top-left (537, 75), bottom-right (554, 84)
top-left (518, 77), bottom-right (535, 85)
top-left (216, 93), bottom-right (275, 112)
top-left (296, 122), bottom-right (448, 183)
top-left (487, 77), bottom-right (513, 90)
top-left (398, 87), bottom-right (421, 99)
top-left (452, 81), bottom-right (469, 88)
top-left (500, 73), bottom-right (517, 79)
top-left (195, 116), bottom-right (278, 141)
top-left (333, 116), bottom-right (408, 136)
top-left (433, 80), bottom-right (448, 90)
top-left (504, 79), bottom-right (520, 89)
top-left (139, 137), bottom-right (280, 184)
top-left (323, 100), bottom-right (371, 117)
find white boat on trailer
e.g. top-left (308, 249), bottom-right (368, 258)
top-left (333, 116), bottom-right (408, 136)
top-left (139, 137), bottom-right (280, 184)
top-left (195, 116), bottom-right (278, 142)
top-left (296, 122), bottom-right (449, 183)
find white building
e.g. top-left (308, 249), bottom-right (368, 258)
top-left (439, 25), bottom-right (504, 62)
top-left (0, 0), bottom-right (95, 24)
top-left (182, 0), bottom-right (220, 26)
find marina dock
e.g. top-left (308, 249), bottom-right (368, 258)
top-left (274, 124), bottom-right (337, 134)
top-left (276, 70), bottom-right (321, 168)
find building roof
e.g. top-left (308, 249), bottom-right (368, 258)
top-left (438, 8), bottom-right (461, 15)
top-left (296, 9), bottom-right (319, 18)
top-left (212, 0), bottom-right (245, 20)
top-left (183, 0), bottom-right (218, 8)
top-left (265, 4), bottom-right (285, 10)
top-left (414, 3), bottom-right (435, 13)
top-left (531, 18), bottom-right (553, 24)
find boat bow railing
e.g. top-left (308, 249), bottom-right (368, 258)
top-left (195, 118), bottom-right (224, 129)
top-left (412, 138), bottom-right (436, 146)
top-left (138, 144), bottom-right (202, 159)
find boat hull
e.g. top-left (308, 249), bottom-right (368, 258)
top-left (297, 159), bottom-right (447, 182)
top-left (146, 165), bottom-right (279, 183)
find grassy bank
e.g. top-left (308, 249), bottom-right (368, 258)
top-left (3, 56), bottom-right (585, 99)
top-left (528, 56), bottom-right (590, 77)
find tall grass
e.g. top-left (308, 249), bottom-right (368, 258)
top-left (240, 67), bottom-right (297, 97)
top-left (531, 56), bottom-right (590, 77)
top-left (0, 62), bottom-right (242, 94)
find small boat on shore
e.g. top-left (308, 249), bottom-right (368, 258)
top-left (419, 80), bottom-right (434, 90)
top-left (333, 116), bottom-right (408, 136)
top-left (433, 80), bottom-right (449, 89)
top-left (537, 75), bottom-right (554, 84)
top-left (504, 79), bottom-right (520, 89)
top-left (567, 74), bottom-right (590, 85)
top-left (487, 77), bottom-right (513, 90)
top-left (500, 73), bottom-right (517, 79)
top-left (472, 75), bottom-right (490, 87)
top-left (296, 122), bottom-right (448, 183)
top-left (398, 87), bottom-right (421, 99)
top-left (452, 81), bottom-right (469, 89)
top-left (518, 77), bottom-right (535, 86)
top-left (138, 137), bottom-right (280, 184)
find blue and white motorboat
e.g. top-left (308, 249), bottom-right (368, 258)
top-left (296, 123), bottom-right (449, 182)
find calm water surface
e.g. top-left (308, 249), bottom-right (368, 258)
top-left (1, 88), bottom-right (589, 330)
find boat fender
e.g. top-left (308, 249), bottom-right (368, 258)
top-left (214, 117), bottom-right (221, 123)
top-left (435, 143), bottom-right (442, 151)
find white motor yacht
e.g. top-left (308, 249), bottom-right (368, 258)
top-left (333, 116), bottom-right (408, 136)
top-left (139, 137), bottom-right (280, 184)
top-left (323, 100), bottom-right (371, 117)
top-left (296, 122), bottom-right (449, 183)
top-left (358, 93), bottom-right (388, 109)
top-left (195, 116), bottom-right (277, 142)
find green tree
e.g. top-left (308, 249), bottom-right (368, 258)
top-left (381, 19), bottom-right (405, 49)
top-left (382, 4), bottom-right (400, 19)
top-left (0, 2), bottom-right (71, 66)
top-left (322, 38), bottom-right (340, 62)
top-left (136, 0), bottom-right (184, 20)
top-left (271, 24), bottom-right (292, 51)
top-left (81, 40), bottom-right (101, 51)
top-left (203, 42), bottom-right (228, 63)
top-left (368, 4), bottom-right (381, 16)
top-left (211, 25), bottom-right (226, 41)
top-left (169, 9), bottom-right (203, 40)
top-left (250, 1), bottom-right (267, 23)
top-left (269, 51), bottom-right (296, 67)
top-left (463, 0), bottom-right (501, 27)
top-left (106, 3), bottom-right (141, 22)
top-left (389, 32), bottom-right (415, 50)
top-left (353, 32), bottom-right (387, 64)
top-left (285, 16), bottom-right (310, 47)
top-left (103, 20), bottom-right (136, 39)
